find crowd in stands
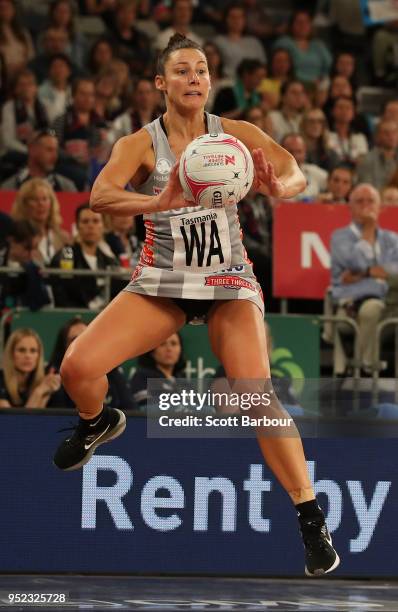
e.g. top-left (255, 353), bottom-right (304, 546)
top-left (1, 0), bottom-right (398, 407)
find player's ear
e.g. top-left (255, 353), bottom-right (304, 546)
top-left (155, 74), bottom-right (167, 92)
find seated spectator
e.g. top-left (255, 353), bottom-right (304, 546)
top-left (155, 0), bottom-right (203, 52)
top-left (0, 328), bottom-right (61, 409)
top-left (50, 203), bottom-right (118, 309)
top-left (268, 80), bottom-right (306, 143)
top-left (2, 130), bottom-right (77, 192)
top-left (94, 69), bottom-right (122, 122)
top-left (129, 332), bottom-right (186, 410)
top-left (281, 133), bottom-right (327, 201)
top-left (258, 48), bottom-right (295, 111)
top-left (108, 77), bottom-right (161, 141)
top-left (38, 54), bottom-right (72, 123)
top-left (104, 214), bottom-right (142, 266)
top-left (109, 58), bottom-right (133, 113)
top-left (273, 10), bottom-right (332, 85)
top-left (381, 186), bottom-right (398, 207)
top-left (78, 0), bottom-right (117, 24)
top-left (322, 76), bottom-right (371, 143)
top-left (87, 37), bottom-right (116, 77)
top-left (327, 96), bottom-right (368, 167)
top-left (381, 99), bottom-right (398, 126)
top-left (372, 20), bottom-right (398, 87)
top-left (243, 105), bottom-right (273, 137)
top-left (203, 41), bottom-right (232, 113)
top-left (330, 184), bottom-right (398, 374)
top-left (48, 316), bottom-right (134, 410)
top-left (300, 108), bottom-right (339, 171)
top-left (212, 58), bottom-right (264, 120)
top-left (0, 220), bottom-right (51, 310)
top-left (28, 26), bottom-right (82, 85)
top-left (10, 178), bottom-right (70, 265)
top-left (53, 77), bottom-right (109, 191)
top-left (46, 0), bottom-right (87, 69)
top-left (213, 2), bottom-right (266, 80)
top-left (108, 0), bottom-right (153, 78)
top-left (0, 0), bottom-right (34, 87)
top-left (331, 51), bottom-right (357, 89)
top-left (1, 69), bottom-right (49, 169)
top-left (318, 165), bottom-right (354, 204)
top-left (357, 120), bottom-right (398, 191)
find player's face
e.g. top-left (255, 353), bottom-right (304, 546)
top-left (13, 336), bottom-right (40, 374)
top-left (152, 334), bottom-right (181, 368)
top-left (159, 48), bottom-right (210, 110)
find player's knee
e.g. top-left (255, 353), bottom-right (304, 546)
top-left (60, 353), bottom-right (93, 384)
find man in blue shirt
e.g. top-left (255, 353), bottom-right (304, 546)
top-left (330, 183), bottom-right (398, 373)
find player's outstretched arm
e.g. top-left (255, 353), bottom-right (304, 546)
top-left (221, 118), bottom-right (306, 199)
top-left (90, 130), bottom-right (186, 216)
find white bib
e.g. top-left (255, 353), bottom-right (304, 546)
top-left (170, 208), bottom-right (231, 272)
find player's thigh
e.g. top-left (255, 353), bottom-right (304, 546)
top-left (62, 292), bottom-right (186, 379)
top-left (207, 299), bottom-right (270, 378)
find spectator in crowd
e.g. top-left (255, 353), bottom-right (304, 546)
top-left (0, 0), bottom-right (34, 86)
top-left (273, 10), bottom-right (332, 85)
top-left (300, 108), bottom-right (339, 171)
top-left (281, 133), bottom-right (327, 201)
top-left (94, 69), bottom-right (122, 122)
top-left (108, 0), bottom-right (153, 78)
top-left (328, 0), bottom-right (368, 86)
top-left (212, 58), bottom-right (264, 119)
top-left (50, 203), bottom-right (118, 309)
top-left (318, 165), bottom-right (354, 204)
top-left (327, 96), bottom-right (368, 167)
top-left (0, 220), bottom-right (51, 311)
top-left (356, 120), bottom-right (398, 190)
top-left (10, 178), bottom-right (70, 265)
top-left (372, 20), bottom-right (398, 87)
top-left (2, 129), bottom-right (77, 192)
top-left (129, 332), bottom-right (186, 410)
top-left (331, 51), bottom-right (357, 89)
top-left (46, 0), bottom-right (87, 69)
top-left (53, 77), bottom-right (109, 191)
top-left (108, 77), bottom-right (161, 141)
top-left (381, 99), bottom-right (398, 126)
top-left (38, 54), bottom-right (72, 123)
top-left (381, 186), bottom-right (398, 207)
top-left (243, 0), bottom-right (275, 41)
top-left (258, 48), bottom-right (294, 110)
top-left (1, 69), bottom-right (49, 167)
top-left (88, 37), bottom-right (116, 77)
top-left (28, 26), bottom-right (81, 85)
top-left (48, 316), bottom-right (134, 410)
top-left (155, 0), bottom-right (203, 52)
top-left (243, 105), bottom-right (273, 137)
top-left (104, 214), bottom-right (141, 267)
top-left (322, 76), bottom-right (371, 143)
top-left (108, 58), bottom-right (133, 113)
top-left (330, 184), bottom-right (398, 374)
top-left (78, 0), bottom-right (117, 24)
top-left (203, 41), bottom-right (232, 112)
top-left (0, 328), bottom-right (61, 409)
top-left (213, 2), bottom-right (266, 80)
top-left (268, 79), bottom-right (307, 143)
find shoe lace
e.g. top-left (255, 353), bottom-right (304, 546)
top-left (57, 421), bottom-right (91, 445)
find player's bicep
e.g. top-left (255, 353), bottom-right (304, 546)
top-left (94, 130), bottom-right (152, 189)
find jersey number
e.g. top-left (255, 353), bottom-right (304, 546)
top-left (180, 220), bottom-right (224, 267)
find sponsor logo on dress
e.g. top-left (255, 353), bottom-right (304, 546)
top-left (156, 158), bottom-right (172, 175)
top-left (205, 275), bottom-right (255, 291)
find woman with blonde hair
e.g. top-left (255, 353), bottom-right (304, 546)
top-left (300, 108), bottom-right (339, 171)
top-left (0, 328), bottom-right (61, 408)
top-left (11, 178), bottom-right (70, 264)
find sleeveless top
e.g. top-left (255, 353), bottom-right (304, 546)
top-left (124, 112), bottom-right (264, 315)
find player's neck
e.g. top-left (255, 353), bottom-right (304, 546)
top-left (163, 108), bottom-right (206, 141)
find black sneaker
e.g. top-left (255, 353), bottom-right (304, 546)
top-left (54, 408), bottom-right (126, 471)
top-left (299, 516), bottom-right (340, 576)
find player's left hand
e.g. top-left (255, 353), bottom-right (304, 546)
top-left (252, 148), bottom-right (285, 198)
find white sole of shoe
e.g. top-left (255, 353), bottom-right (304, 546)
top-left (56, 409), bottom-right (127, 472)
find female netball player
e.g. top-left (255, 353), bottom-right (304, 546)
top-left (54, 34), bottom-right (339, 576)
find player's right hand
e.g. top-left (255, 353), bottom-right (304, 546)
top-left (154, 161), bottom-right (194, 212)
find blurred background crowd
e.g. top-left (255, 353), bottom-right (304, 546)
top-left (1, 0), bottom-right (398, 411)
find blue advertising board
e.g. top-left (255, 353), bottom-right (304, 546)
top-left (0, 414), bottom-right (397, 576)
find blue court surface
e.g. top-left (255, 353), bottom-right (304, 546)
top-left (0, 575), bottom-right (397, 611)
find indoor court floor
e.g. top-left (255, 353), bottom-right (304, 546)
top-left (0, 575), bottom-right (397, 610)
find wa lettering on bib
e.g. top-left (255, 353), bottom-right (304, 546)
top-left (170, 208), bottom-right (232, 272)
